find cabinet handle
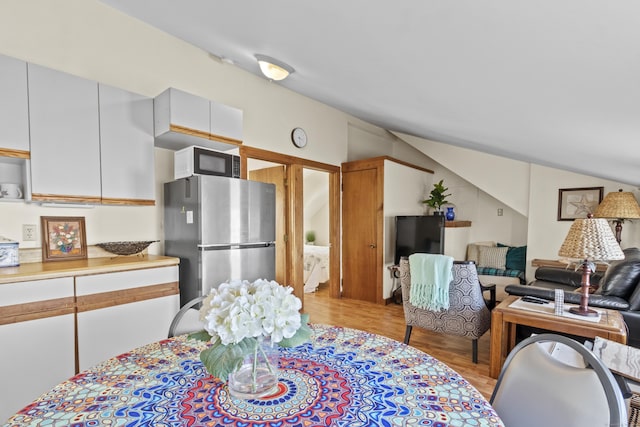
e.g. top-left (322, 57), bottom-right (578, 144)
top-left (369, 244), bottom-right (376, 249)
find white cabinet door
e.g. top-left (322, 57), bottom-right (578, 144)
top-left (99, 84), bottom-right (155, 204)
top-left (154, 87), bottom-right (210, 140)
top-left (76, 266), bottom-right (179, 371)
top-left (28, 63), bottom-right (101, 202)
top-left (154, 87), bottom-right (242, 151)
top-left (210, 100), bottom-right (243, 144)
top-left (0, 54), bottom-right (29, 153)
top-left (0, 277), bottom-right (75, 422)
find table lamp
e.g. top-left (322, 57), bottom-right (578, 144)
top-left (594, 189), bottom-right (640, 244)
top-left (558, 214), bottom-right (624, 316)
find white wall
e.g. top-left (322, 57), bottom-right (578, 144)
top-left (303, 170), bottom-right (329, 246)
top-left (0, 0), bottom-right (355, 252)
top-left (395, 132), bottom-right (531, 216)
top-left (527, 164), bottom-right (640, 280)
top-left (2, 0), bottom-right (637, 292)
top-left (393, 135), bottom-right (640, 283)
top-left (383, 160), bottom-right (434, 298)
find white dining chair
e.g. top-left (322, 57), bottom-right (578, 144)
top-left (490, 333), bottom-right (627, 427)
top-left (168, 295), bottom-right (205, 338)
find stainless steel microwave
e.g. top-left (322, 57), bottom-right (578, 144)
top-left (174, 146), bottom-right (241, 179)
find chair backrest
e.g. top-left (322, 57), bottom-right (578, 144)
top-left (398, 257), bottom-right (490, 338)
top-left (168, 295), bottom-right (206, 338)
top-left (490, 333), bottom-right (627, 427)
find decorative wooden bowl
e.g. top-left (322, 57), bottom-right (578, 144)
top-left (96, 240), bottom-right (158, 256)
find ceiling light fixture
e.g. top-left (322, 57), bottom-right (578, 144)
top-left (255, 54), bottom-right (294, 81)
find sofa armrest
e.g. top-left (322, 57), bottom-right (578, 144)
top-left (622, 311), bottom-right (640, 348)
top-left (505, 284), bottom-right (630, 310)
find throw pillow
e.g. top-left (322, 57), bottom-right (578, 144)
top-left (477, 246), bottom-right (508, 270)
top-left (497, 244), bottom-right (527, 271)
top-left (466, 241), bottom-right (495, 263)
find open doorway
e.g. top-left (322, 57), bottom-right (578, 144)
top-left (240, 146), bottom-right (341, 303)
top-left (302, 169), bottom-right (330, 294)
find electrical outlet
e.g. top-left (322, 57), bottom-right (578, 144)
top-left (23, 224), bottom-right (37, 241)
top-left (497, 208), bottom-right (503, 216)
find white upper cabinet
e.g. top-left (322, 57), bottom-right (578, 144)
top-left (154, 87), bottom-right (210, 138)
top-left (28, 63), bottom-right (101, 203)
top-left (0, 54), bottom-right (29, 154)
top-left (99, 83), bottom-right (155, 204)
top-left (154, 87), bottom-right (243, 152)
top-left (210, 100), bottom-right (243, 143)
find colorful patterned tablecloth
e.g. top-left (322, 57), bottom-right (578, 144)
top-left (4, 324), bottom-right (503, 426)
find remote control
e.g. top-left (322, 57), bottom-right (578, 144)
top-left (522, 296), bottom-right (549, 304)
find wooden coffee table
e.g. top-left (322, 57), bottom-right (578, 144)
top-left (489, 295), bottom-right (627, 378)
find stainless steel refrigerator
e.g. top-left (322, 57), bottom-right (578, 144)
top-left (164, 175), bottom-right (276, 306)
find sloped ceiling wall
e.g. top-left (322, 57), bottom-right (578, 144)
top-left (393, 131), bottom-right (531, 217)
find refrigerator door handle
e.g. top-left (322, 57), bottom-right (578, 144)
top-left (198, 242), bottom-right (276, 250)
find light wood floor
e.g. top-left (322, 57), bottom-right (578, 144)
top-left (302, 283), bottom-right (497, 399)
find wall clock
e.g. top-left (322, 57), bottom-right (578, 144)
top-left (291, 127), bottom-right (308, 148)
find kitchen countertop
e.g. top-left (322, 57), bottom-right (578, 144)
top-left (0, 255), bottom-right (179, 285)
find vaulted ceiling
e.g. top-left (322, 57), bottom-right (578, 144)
top-left (100, 1), bottom-right (640, 185)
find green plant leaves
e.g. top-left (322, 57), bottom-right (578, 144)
top-left (278, 313), bottom-right (311, 348)
top-left (187, 330), bottom-right (212, 342)
top-left (196, 313), bottom-right (312, 380)
top-left (422, 179), bottom-right (451, 209)
top-left (200, 337), bottom-right (257, 380)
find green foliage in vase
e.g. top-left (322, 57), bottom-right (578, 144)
top-left (422, 179), bottom-right (451, 211)
top-left (187, 279), bottom-right (311, 382)
top-left (190, 313), bottom-right (311, 380)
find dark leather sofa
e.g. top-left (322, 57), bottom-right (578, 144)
top-left (505, 247), bottom-right (640, 348)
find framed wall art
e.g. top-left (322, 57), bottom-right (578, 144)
top-left (41, 216), bottom-right (88, 262)
top-left (557, 187), bottom-right (604, 221)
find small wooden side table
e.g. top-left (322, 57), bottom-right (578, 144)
top-left (489, 295), bottom-right (627, 378)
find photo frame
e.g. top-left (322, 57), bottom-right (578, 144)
top-left (41, 216), bottom-right (88, 262)
top-left (557, 187), bottom-right (604, 221)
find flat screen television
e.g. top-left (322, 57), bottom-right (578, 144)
top-left (394, 215), bottom-right (445, 264)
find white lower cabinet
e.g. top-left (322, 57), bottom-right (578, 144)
top-left (0, 278), bottom-right (75, 423)
top-left (75, 266), bottom-right (180, 371)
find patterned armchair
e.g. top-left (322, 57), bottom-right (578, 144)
top-left (399, 257), bottom-right (495, 363)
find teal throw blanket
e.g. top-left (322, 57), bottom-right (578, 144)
top-left (408, 253), bottom-right (454, 311)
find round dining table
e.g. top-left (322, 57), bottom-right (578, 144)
top-left (4, 324), bottom-right (504, 426)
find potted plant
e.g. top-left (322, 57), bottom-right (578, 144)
top-left (422, 180), bottom-right (451, 215)
top-left (305, 230), bottom-right (316, 245)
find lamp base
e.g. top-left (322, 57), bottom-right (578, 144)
top-left (569, 306), bottom-right (599, 317)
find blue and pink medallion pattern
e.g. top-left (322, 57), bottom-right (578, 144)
top-left (4, 325), bottom-right (503, 426)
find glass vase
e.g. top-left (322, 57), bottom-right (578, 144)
top-left (445, 206), bottom-right (455, 221)
top-left (228, 336), bottom-right (279, 399)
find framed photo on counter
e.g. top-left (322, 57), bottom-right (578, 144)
top-left (41, 216), bottom-right (88, 262)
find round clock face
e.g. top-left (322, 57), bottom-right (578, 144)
top-left (291, 127), bottom-right (307, 148)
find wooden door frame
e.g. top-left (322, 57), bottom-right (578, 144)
top-left (239, 146), bottom-right (341, 301)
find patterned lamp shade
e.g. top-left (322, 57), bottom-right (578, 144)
top-left (558, 217), bottom-right (624, 261)
top-left (594, 189), bottom-right (640, 220)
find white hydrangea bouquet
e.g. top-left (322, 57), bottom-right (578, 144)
top-left (190, 279), bottom-right (311, 382)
